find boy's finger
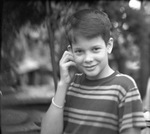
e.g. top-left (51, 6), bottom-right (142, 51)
top-left (63, 61), bottom-right (76, 68)
top-left (60, 52), bottom-right (74, 63)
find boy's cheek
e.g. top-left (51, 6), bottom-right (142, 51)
top-left (72, 54), bottom-right (77, 62)
top-left (73, 54), bottom-right (84, 65)
top-left (73, 56), bottom-right (81, 64)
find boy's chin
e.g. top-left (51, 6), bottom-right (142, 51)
top-left (84, 72), bottom-right (99, 79)
top-left (78, 68), bottom-right (99, 77)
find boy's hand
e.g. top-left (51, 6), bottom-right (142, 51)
top-left (59, 51), bottom-right (76, 85)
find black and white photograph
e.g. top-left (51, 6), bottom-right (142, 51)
top-left (1, 0), bottom-right (150, 134)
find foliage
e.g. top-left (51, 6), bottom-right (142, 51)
top-left (1, 0), bottom-right (150, 98)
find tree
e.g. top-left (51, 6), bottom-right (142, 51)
top-left (2, 0), bottom-right (150, 99)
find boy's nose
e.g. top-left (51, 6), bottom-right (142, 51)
top-left (84, 52), bottom-right (93, 63)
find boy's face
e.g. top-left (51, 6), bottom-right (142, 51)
top-left (71, 36), bottom-right (113, 80)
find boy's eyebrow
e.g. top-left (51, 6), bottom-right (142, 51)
top-left (73, 45), bottom-right (102, 50)
top-left (73, 47), bottom-right (82, 50)
top-left (92, 44), bottom-right (101, 47)
top-left (90, 44), bottom-right (102, 48)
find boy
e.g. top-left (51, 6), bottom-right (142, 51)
top-left (41, 9), bottom-right (146, 134)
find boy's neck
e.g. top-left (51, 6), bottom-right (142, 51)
top-left (86, 66), bottom-right (114, 80)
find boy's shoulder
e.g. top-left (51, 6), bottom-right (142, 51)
top-left (114, 72), bottom-right (138, 90)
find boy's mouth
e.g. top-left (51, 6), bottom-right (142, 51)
top-left (84, 65), bottom-right (97, 71)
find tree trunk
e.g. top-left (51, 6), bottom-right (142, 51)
top-left (46, 0), bottom-right (58, 90)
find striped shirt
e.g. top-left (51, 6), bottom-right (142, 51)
top-left (63, 71), bottom-right (146, 134)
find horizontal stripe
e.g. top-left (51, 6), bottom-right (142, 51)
top-left (69, 83), bottom-right (127, 101)
top-left (120, 118), bottom-right (146, 126)
top-left (119, 112), bottom-right (145, 122)
top-left (67, 91), bottom-right (119, 102)
top-left (64, 112), bottom-right (118, 126)
top-left (119, 112), bottom-right (147, 131)
top-left (119, 92), bottom-right (141, 108)
top-left (65, 107), bottom-right (118, 120)
top-left (69, 85), bottom-right (123, 95)
top-left (126, 89), bottom-right (140, 98)
top-left (64, 117), bottom-right (118, 131)
top-left (120, 122), bottom-right (146, 132)
top-left (71, 83), bottom-right (126, 93)
top-left (68, 87), bottom-right (120, 99)
top-left (68, 84), bottom-right (129, 102)
top-left (125, 95), bottom-right (141, 103)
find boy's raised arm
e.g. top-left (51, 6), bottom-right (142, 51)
top-left (41, 51), bottom-right (76, 134)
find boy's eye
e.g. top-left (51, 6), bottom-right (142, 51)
top-left (93, 47), bottom-right (100, 52)
top-left (74, 50), bottom-right (83, 54)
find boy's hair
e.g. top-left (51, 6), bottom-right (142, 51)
top-left (65, 8), bottom-right (112, 45)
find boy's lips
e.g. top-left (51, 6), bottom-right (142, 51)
top-left (83, 64), bottom-right (97, 71)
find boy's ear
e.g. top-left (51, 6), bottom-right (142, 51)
top-left (67, 45), bottom-right (72, 52)
top-left (107, 38), bottom-right (113, 54)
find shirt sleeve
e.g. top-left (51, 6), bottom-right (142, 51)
top-left (118, 85), bottom-right (147, 133)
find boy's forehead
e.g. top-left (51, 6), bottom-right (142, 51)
top-left (71, 35), bottom-right (103, 44)
top-left (71, 36), bottom-right (89, 46)
top-left (71, 35), bottom-right (105, 48)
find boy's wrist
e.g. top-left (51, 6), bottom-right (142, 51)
top-left (53, 81), bottom-right (69, 108)
top-left (58, 80), bottom-right (70, 87)
top-left (57, 80), bottom-right (69, 94)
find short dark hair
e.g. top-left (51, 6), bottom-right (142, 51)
top-left (65, 8), bottom-right (112, 45)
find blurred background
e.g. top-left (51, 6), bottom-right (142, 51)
top-left (1, 0), bottom-right (150, 134)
